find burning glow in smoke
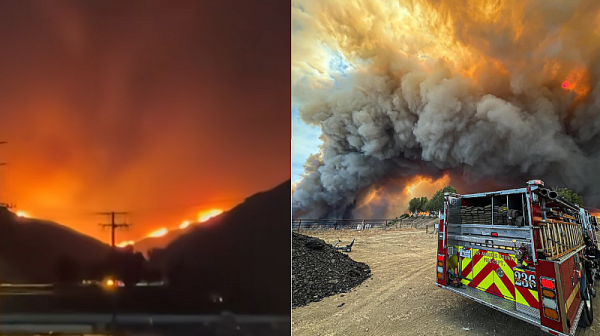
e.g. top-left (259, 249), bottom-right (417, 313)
top-left (562, 67), bottom-right (591, 103)
top-left (292, 0), bottom-right (600, 218)
top-left (147, 228), bottom-right (168, 238)
top-left (353, 174), bottom-right (450, 218)
top-left (198, 209), bottom-right (223, 222)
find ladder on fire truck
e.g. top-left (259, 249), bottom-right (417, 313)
top-left (534, 216), bottom-right (584, 259)
top-left (533, 189), bottom-right (587, 260)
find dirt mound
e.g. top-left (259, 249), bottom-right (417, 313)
top-left (292, 232), bottom-right (370, 308)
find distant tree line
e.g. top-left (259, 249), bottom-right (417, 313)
top-left (55, 246), bottom-right (163, 286)
top-left (408, 185), bottom-right (457, 215)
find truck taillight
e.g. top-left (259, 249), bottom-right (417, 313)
top-left (543, 307), bottom-right (559, 320)
top-left (540, 278), bottom-right (555, 290)
top-left (437, 255), bottom-right (445, 280)
top-left (540, 277), bottom-right (559, 321)
top-left (542, 289), bottom-right (556, 299)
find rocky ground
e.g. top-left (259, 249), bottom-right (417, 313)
top-left (292, 228), bottom-right (600, 336)
top-left (292, 232), bottom-right (371, 308)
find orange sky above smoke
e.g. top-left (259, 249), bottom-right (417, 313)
top-left (0, 1), bottom-right (288, 243)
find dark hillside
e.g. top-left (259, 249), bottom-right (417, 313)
top-left (0, 207), bottom-right (110, 282)
top-left (153, 180), bottom-right (290, 314)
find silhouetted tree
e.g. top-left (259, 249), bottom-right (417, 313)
top-left (408, 197), bottom-right (420, 214)
top-left (56, 255), bottom-right (79, 283)
top-left (106, 249), bottom-right (147, 286)
top-left (425, 185), bottom-right (457, 212)
top-left (121, 252), bottom-right (146, 286)
top-left (557, 188), bottom-right (583, 206)
top-left (147, 247), bottom-right (164, 263)
top-left (409, 197), bottom-right (429, 215)
top-left (419, 197), bottom-right (428, 212)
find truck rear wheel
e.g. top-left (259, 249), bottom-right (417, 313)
top-left (579, 277), bottom-right (594, 328)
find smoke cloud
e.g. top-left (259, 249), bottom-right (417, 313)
top-left (292, 0), bottom-right (600, 218)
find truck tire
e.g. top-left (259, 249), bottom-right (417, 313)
top-left (579, 276), bottom-right (594, 328)
top-left (584, 260), bottom-right (594, 285)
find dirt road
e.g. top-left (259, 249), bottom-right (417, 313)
top-left (292, 228), bottom-right (600, 336)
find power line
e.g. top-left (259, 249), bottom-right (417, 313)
top-left (97, 211), bottom-right (130, 248)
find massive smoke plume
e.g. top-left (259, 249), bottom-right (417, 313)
top-left (292, 0), bottom-right (600, 218)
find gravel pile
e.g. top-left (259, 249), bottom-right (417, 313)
top-left (292, 232), bottom-right (371, 308)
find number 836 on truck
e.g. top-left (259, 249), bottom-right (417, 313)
top-left (435, 180), bottom-right (600, 336)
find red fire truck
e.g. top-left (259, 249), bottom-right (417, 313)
top-left (435, 180), bottom-right (600, 335)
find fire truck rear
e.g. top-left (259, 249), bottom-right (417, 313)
top-left (435, 180), bottom-right (600, 335)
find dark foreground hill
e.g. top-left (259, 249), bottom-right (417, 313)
top-left (150, 180), bottom-right (290, 314)
top-left (0, 207), bottom-right (110, 282)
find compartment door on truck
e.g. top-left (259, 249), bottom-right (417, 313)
top-left (470, 249), bottom-right (501, 296)
top-left (493, 251), bottom-right (517, 302)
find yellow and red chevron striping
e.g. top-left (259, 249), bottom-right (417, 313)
top-left (496, 254), bottom-right (516, 300)
top-left (515, 283), bottom-right (539, 307)
top-left (457, 247), bottom-right (539, 308)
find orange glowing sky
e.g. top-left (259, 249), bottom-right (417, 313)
top-left (0, 1), bottom-right (289, 243)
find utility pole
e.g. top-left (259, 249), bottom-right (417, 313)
top-left (97, 211), bottom-right (130, 248)
top-left (97, 211), bottom-right (129, 331)
top-left (0, 141), bottom-right (11, 209)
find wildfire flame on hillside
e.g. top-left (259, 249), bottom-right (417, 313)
top-left (179, 220), bottom-right (191, 229)
top-left (147, 228), bottom-right (168, 238)
top-left (16, 211), bottom-right (29, 218)
top-left (198, 209), bottom-right (223, 222)
top-left (117, 240), bottom-right (135, 248)
top-left (116, 208), bottom-right (224, 247)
